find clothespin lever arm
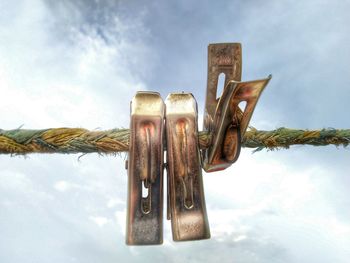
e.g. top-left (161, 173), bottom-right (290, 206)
top-left (203, 77), bottom-right (271, 172)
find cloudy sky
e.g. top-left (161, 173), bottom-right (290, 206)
top-left (1, 0), bottom-right (350, 262)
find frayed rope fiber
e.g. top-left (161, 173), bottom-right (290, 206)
top-left (0, 127), bottom-right (349, 155)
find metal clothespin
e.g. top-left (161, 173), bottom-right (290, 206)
top-left (165, 93), bottom-right (210, 241)
top-left (124, 42), bottom-right (271, 245)
top-left (126, 91), bottom-right (165, 245)
top-left (202, 43), bottom-right (271, 172)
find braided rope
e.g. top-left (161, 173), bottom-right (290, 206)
top-left (0, 127), bottom-right (349, 155)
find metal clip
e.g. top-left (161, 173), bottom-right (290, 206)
top-left (203, 43), bottom-right (271, 172)
top-left (126, 91), bottom-right (165, 245)
top-left (165, 93), bottom-right (210, 241)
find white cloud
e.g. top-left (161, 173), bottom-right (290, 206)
top-left (0, 0), bottom-right (350, 262)
top-left (0, 1), bottom-right (147, 262)
top-left (89, 216), bottom-right (109, 227)
top-left (54, 180), bottom-right (73, 192)
top-left (107, 198), bottom-right (124, 208)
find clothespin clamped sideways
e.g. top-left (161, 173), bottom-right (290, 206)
top-left (202, 43), bottom-right (271, 172)
top-left (125, 42), bottom-right (271, 245)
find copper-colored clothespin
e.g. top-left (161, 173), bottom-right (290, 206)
top-left (202, 43), bottom-right (271, 172)
top-left (126, 91), bottom-right (165, 245)
top-left (165, 93), bottom-right (210, 241)
top-left (124, 42), bottom-right (270, 245)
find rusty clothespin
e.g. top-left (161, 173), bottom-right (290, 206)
top-left (125, 42), bottom-right (271, 245)
top-left (126, 91), bottom-right (165, 245)
top-left (165, 93), bottom-right (210, 241)
top-left (202, 43), bottom-right (271, 172)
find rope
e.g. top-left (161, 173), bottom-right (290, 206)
top-left (0, 127), bottom-right (349, 155)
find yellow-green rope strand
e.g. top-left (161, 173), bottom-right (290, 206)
top-left (243, 127), bottom-right (350, 151)
top-left (0, 127), bottom-right (349, 155)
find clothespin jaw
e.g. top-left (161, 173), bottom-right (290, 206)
top-left (165, 93), bottom-right (210, 241)
top-left (202, 43), bottom-right (271, 172)
top-left (126, 91), bottom-right (165, 245)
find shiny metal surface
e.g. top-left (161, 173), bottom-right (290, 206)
top-left (204, 78), bottom-right (271, 172)
top-left (126, 91), bottom-right (165, 245)
top-left (203, 43), bottom-right (271, 172)
top-left (165, 93), bottom-right (210, 241)
top-left (204, 43), bottom-right (242, 122)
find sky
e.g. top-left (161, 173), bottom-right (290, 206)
top-left (0, 0), bottom-right (350, 262)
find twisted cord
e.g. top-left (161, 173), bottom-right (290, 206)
top-left (0, 127), bottom-right (349, 155)
top-left (243, 127), bottom-right (350, 151)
